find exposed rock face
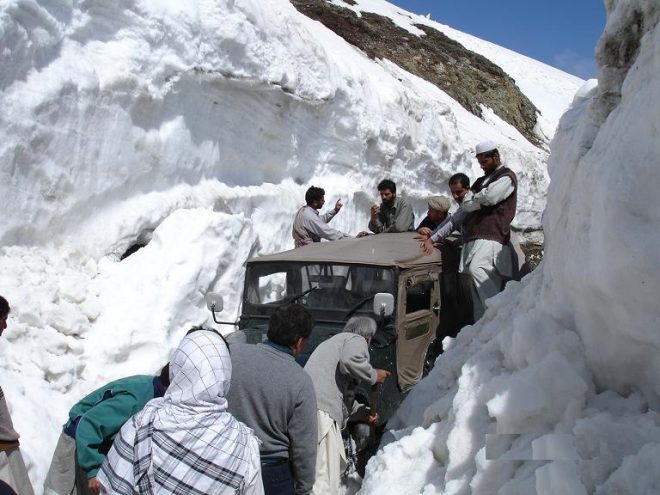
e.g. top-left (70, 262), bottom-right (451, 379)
top-left (290, 0), bottom-right (542, 146)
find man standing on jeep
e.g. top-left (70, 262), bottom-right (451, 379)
top-left (227, 305), bottom-right (318, 495)
top-left (459, 141), bottom-right (517, 321)
top-left (368, 179), bottom-right (415, 234)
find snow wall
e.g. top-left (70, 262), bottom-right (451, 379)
top-left (0, 0), bottom-right (585, 491)
top-left (363, 1), bottom-right (660, 494)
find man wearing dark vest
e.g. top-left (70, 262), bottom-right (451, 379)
top-left (460, 141), bottom-right (517, 321)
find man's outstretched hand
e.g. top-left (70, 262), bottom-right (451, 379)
top-left (420, 238), bottom-right (435, 255)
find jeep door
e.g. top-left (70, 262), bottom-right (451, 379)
top-left (395, 266), bottom-right (441, 390)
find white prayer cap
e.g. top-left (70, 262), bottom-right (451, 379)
top-left (427, 196), bottom-right (451, 212)
top-left (475, 140), bottom-right (498, 155)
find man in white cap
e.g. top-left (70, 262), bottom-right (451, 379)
top-left (417, 174), bottom-right (471, 253)
top-left (459, 141), bottom-right (517, 321)
top-left (416, 196), bottom-right (451, 236)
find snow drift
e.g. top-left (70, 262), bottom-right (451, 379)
top-left (363, 1), bottom-right (660, 493)
top-left (0, 0), bottom-right (584, 491)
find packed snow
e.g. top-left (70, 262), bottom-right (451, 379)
top-left (363, 1), bottom-right (660, 494)
top-left (0, 0), bottom-right (625, 492)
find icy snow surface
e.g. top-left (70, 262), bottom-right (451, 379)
top-left (0, 0), bottom-right (588, 491)
top-left (362, 1), bottom-right (660, 494)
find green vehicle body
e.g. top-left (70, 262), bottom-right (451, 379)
top-left (232, 233), bottom-right (445, 426)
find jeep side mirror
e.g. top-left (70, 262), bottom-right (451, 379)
top-left (373, 293), bottom-right (394, 317)
top-left (205, 293), bottom-right (240, 326)
top-left (206, 292), bottom-right (224, 313)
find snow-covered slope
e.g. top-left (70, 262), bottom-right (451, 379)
top-left (363, 1), bottom-right (660, 493)
top-left (0, 0), bottom-right (583, 490)
top-left (332, 0), bottom-right (585, 142)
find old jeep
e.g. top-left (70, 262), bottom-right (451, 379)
top-left (206, 233), bottom-right (456, 427)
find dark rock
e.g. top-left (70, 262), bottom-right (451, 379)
top-left (519, 241), bottom-right (544, 271)
top-left (290, 0), bottom-right (542, 146)
top-left (120, 242), bottom-right (147, 260)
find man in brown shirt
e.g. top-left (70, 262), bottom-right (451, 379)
top-left (0, 296), bottom-right (34, 495)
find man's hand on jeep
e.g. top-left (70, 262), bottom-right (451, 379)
top-left (419, 238), bottom-right (436, 255)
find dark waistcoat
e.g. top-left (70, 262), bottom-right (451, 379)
top-left (464, 166), bottom-right (517, 245)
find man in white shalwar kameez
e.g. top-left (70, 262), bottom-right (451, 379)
top-left (460, 141), bottom-right (518, 321)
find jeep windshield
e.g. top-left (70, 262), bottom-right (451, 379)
top-left (243, 262), bottom-right (396, 321)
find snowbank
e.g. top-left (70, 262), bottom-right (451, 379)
top-left (0, 0), bottom-right (582, 490)
top-left (363, 1), bottom-right (660, 493)
top-left (0, 0), bottom-right (581, 249)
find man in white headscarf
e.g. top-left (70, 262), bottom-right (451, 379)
top-left (97, 329), bottom-right (263, 494)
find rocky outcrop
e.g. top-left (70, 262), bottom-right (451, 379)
top-left (291, 0), bottom-right (542, 146)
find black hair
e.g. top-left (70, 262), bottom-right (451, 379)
top-left (305, 186), bottom-right (325, 206)
top-left (267, 304), bottom-right (314, 346)
top-left (377, 179), bottom-right (396, 194)
top-left (0, 296), bottom-right (9, 318)
top-left (448, 173), bottom-right (470, 189)
top-left (159, 363), bottom-right (170, 388)
top-left (185, 326), bottom-right (231, 353)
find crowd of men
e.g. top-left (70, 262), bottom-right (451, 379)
top-left (292, 140), bottom-right (520, 323)
top-left (0, 297), bottom-right (387, 495)
top-left (0, 140), bottom-right (520, 495)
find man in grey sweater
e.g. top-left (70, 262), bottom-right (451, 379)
top-left (227, 305), bottom-right (317, 495)
top-left (304, 317), bottom-right (390, 494)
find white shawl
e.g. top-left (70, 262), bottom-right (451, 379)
top-left (98, 330), bottom-right (263, 494)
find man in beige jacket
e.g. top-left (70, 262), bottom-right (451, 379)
top-left (304, 317), bottom-right (390, 494)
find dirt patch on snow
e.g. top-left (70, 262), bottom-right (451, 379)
top-left (290, 0), bottom-right (541, 146)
